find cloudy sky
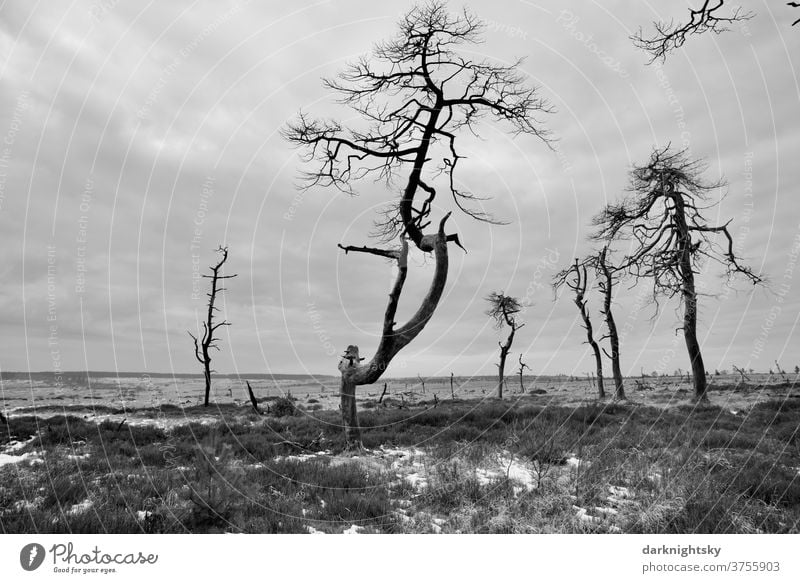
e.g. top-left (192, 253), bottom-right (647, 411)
top-left (0, 0), bottom-right (797, 379)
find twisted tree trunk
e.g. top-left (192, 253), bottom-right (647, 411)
top-left (599, 248), bottom-right (624, 399)
top-left (337, 215), bottom-right (453, 447)
top-left (672, 191), bottom-right (707, 400)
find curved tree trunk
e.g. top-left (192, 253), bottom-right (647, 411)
top-left (683, 278), bottom-right (707, 400)
top-left (337, 215), bottom-right (454, 447)
top-left (576, 296), bottom-right (605, 400)
top-left (672, 192), bottom-right (707, 400)
top-left (599, 248), bottom-right (624, 399)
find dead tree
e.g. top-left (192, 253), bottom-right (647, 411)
top-left (553, 260), bottom-right (605, 399)
top-left (245, 381), bottom-right (261, 414)
top-left (592, 147), bottom-right (762, 401)
top-left (586, 247), bottom-right (625, 399)
top-left (284, 2), bottom-right (550, 446)
top-left (632, 1), bottom-right (799, 63)
top-left (517, 354), bottom-right (530, 393)
top-left (775, 360), bottom-right (787, 379)
top-left (188, 246), bottom-right (237, 407)
top-left (485, 292), bottom-right (524, 399)
top-left (450, 372), bottom-right (455, 399)
top-left (732, 365), bottom-right (750, 383)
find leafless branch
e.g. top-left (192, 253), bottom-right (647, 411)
top-left (631, 1), bottom-right (755, 63)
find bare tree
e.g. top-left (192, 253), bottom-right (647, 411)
top-left (586, 247), bottom-right (625, 399)
top-left (188, 246), bottom-right (237, 408)
top-left (517, 354), bottom-right (530, 393)
top-left (592, 147), bottom-right (762, 401)
top-left (553, 260), bottom-right (605, 399)
top-left (283, 2), bottom-right (551, 446)
top-left (732, 365), bottom-right (750, 383)
top-left (485, 292), bottom-right (523, 399)
top-left (632, 1), bottom-right (799, 63)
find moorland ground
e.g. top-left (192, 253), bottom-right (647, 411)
top-left (1, 374), bottom-right (799, 534)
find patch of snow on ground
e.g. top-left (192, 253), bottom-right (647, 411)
top-left (2, 436), bottom-right (37, 453)
top-left (136, 510), bottom-right (152, 521)
top-left (66, 499), bottom-right (93, 516)
top-left (475, 455), bottom-right (537, 492)
top-left (565, 456), bottom-right (584, 468)
top-left (342, 524), bottom-right (363, 534)
top-left (275, 450), bottom-right (332, 462)
top-left (305, 525), bottom-right (325, 534)
top-left (0, 451), bottom-right (41, 468)
top-left (67, 453), bottom-right (91, 461)
top-left (405, 472), bottom-right (427, 489)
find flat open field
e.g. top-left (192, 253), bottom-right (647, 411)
top-left (1, 371), bottom-right (795, 417)
top-left (1, 372), bottom-right (799, 534)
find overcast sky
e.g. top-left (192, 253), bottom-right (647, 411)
top-left (0, 0), bottom-right (797, 378)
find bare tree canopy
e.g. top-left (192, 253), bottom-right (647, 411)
top-left (632, 1), bottom-right (754, 63)
top-left (284, 1), bottom-right (551, 445)
top-left (485, 291), bottom-right (522, 329)
top-left (593, 146), bottom-right (762, 400)
top-left (485, 291), bottom-right (524, 398)
top-left (553, 260), bottom-right (605, 399)
top-left (633, 1), bottom-right (799, 63)
top-left (284, 0), bottom-right (552, 252)
top-left (593, 147), bottom-right (761, 302)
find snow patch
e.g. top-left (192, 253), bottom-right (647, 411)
top-left (2, 436), bottom-right (37, 453)
top-left (274, 450), bottom-right (332, 462)
top-left (342, 524), bottom-right (364, 534)
top-left (66, 499), bottom-right (93, 516)
top-left (0, 451), bottom-right (41, 468)
top-left (565, 456), bottom-right (584, 469)
top-left (136, 510), bottom-right (153, 521)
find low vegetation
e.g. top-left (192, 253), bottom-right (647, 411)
top-left (2, 391), bottom-right (798, 533)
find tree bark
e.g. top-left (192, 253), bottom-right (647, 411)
top-left (599, 248), bottom-right (624, 399)
top-left (576, 297), bottom-right (605, 400)
top-left (671, 189), bottom-right (707, 400)
top-left (246, 380), bottom-right (260, 414)
top-left (497, 327), bottom-right (515, 399)
top-left (339, 374), bottom-right (361, 445)
top-left (203, 368), bottom-right (212, 407)
top-left (336, 215), bottom-right (454, 447)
